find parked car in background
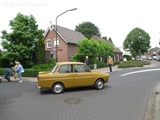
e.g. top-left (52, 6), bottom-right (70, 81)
top-left (153, 56), bottom-right (157, 60)
top-left (36, 62), bottom-right (110, 94)
top-left (156, 56), bottom-right (160, 61)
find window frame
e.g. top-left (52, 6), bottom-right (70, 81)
top-left (46, 39), bottom-right (52, 48)
top-left (54, 38), bottom-right (59, 47)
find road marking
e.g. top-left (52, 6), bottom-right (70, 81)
top-left (121, 68), bottom-right (160, 76)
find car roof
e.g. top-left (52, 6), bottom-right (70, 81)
top-left (57, 62), bottom-right (85, 65)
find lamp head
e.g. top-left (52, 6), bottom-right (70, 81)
top-left (69, 8), bottom-right (77, 11)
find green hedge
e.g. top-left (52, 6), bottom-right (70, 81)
top-left (118, 60), bottom-right (150, 68)
top-left (0, 68), bottom-right (51, 77)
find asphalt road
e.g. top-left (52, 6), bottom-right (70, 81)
top-left (0, 65), bottom-right (160, 120)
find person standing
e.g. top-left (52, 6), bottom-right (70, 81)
top-left (107, 56), bottom-right (113, 72)
top-left (15, 61), bottom-right (24, 83)
top-left (85, 56), bottom-right (89, 66)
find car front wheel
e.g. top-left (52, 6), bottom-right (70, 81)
top-left (51, 83), bottom-right (64, 94)
top-left (95, 79), bottom-right (104, 90)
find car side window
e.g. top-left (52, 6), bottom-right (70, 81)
top-left (84, 65), bottom-right (90, 72)
top-left (74, 64), bottom-right (90, 72)
top-left (59, 64), bottom-right (72, 73)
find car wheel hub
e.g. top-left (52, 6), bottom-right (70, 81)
top-left (54, 84), bottom-right (62, 93)
top-left (98, 81), bottom-right (103, 89)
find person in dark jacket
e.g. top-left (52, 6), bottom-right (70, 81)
top-left (4, 68), bottom-right (11, 82)
top-left (85, 56), bottom-right (89, 66)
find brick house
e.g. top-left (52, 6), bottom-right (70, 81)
top-left (143, 47), bottom-right (160, 59)
top-left (90, 35), bottom-right (123, 61)
top-left (44, 25), bottom-right (86, 62)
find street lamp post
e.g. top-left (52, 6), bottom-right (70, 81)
top-left (55, 8), bottom-right (77, 62)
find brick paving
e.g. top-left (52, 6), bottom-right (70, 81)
top-left (0, 60), bottom-right (159, 120)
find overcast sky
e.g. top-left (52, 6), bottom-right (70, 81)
top-left (0, 0), bottom-right (160, 50)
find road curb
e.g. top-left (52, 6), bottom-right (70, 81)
top-left (154, 82), bottom-right (160, 120)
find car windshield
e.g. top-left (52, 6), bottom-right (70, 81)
top-left (51, 64), bottom-right (58, 73)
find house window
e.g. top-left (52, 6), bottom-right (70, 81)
top-left (54, 38), bottom-right (59, 47)
top-left (47, 40), bottom-right (52, 48)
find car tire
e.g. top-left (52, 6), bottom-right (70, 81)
top-left (40, 88), bottom-right (43, 94)
top-left (51, 83), bottom-right (64, 94)
top-left (94, 79), bottom-right (104, 90)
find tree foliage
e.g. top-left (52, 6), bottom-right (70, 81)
top-left (1, 13), bottom-right (44, 68)
top-left (75, 21), bottom-right (101, 39)
top-left (72, 38), bottom-right (114, 64)
top-left (98, 40), bottom-right (114, 57)
top-left (35, 33), bottom-right (45, 64)
top-left (123, 27), bottom-right (151, 57)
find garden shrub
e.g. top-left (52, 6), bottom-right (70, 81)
top-left (118, 60), bottom-right (150, 68)
top-left (0, 68), bottom-right (51, 77)
top-left (88, 61), bottom-right (107, 69)
top-left (114, 61), bottom-right (120, 65)
top-left (47, 58), bottom-right (56, 64)
top-left (22, 69), bottom-right (51, 77)
top-left (32, 64), bottom-right (54, 69)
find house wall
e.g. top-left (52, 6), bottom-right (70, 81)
top-left (44, 30), bottom-right (69, 62)
top-left (45, 29), bottom-right (54, 51)
top-left (45, 50), bottom-right (53, 62)
top-left (68, 44), bottom-right (77, 61)
top-left (114, 53), bottom-right (122, 61)
top-left (44, 30), bottom-right (78, 62)
top-left (58, 35), bottom-right (68, 62)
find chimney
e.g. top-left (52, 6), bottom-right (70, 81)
top-left (102, 37), bottom-right (107, 40)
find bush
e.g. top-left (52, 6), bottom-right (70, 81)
top-left (47, 58), bottom-right (56, 64)
top-left (114, 61), bottom-right (120, 65)
top-left (22, 69), bottom-right (50, 77)
top-left (32, 64), bottom-right (54, 69)
top-left (118, 60), bottom-right (150, 68)
top-left (88, 61), bottom-right (107, 69)
top-left (0, 68), bottom-right (51, 77)
top-left (0, 57), bottom-right (10, 68)
top-left (0, 68), bottom-right (5, 75)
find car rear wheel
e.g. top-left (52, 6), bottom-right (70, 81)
top-left (51, 83), bottom-right (64, 94)
top-left (95, 79), bottom-right (104, 90)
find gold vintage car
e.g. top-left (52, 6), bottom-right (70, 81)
top-left (36, 62), bottom-right (109, 94)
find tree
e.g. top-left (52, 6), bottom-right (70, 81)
top-left (35, 33), bottom-right (46, 64)
top-left (98, 40), bottom-right (114, 57)
top-left (0, 49), bottom-right (2, 57)
top-left (1, 13), bottom-right (44, 68)
top-left (123, 27), bottom-right (150, 57)
top-left (75, 21), bottom-right (101, 39)
top-left (72, 38), bottom-right (114, 64)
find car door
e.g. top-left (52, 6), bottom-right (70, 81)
top-left (58, 64), bottom-right (74, 88)
top-left (73, 64), bottom-right (94, 87)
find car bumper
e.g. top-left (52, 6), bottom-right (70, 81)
top-left (35, 81), bottom-right (41, 89)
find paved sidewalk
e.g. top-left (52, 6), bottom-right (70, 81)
top-left (154, 82), bottom-right (160, 120)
